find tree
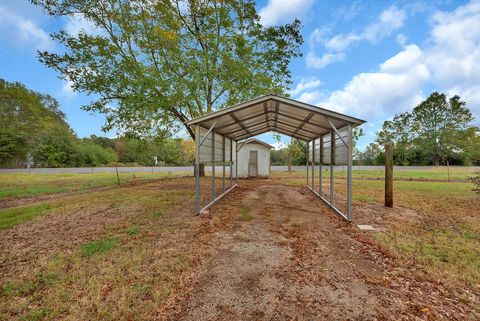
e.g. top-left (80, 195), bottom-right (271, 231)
top-left (356, 143), bottom-right (382, 165)
top-left (33, 128), bottom-right (77, 167)
top-left (32, 0), bottom-right (303, 174)
top-left (411, 93), bottom-right (474, 165)
top-left (377, 112), bottom-right (415, 165)
top-left (376, 92), bottom-right (477, 165)
top-left (0, 79), bottom-right (74, 167)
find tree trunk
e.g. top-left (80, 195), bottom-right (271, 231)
top-left (188, 125), bottom-right (206, 177)
top-left (288, 146), bottom-right (292, 172)
top-left (193, 162), bottom-right (206, 177)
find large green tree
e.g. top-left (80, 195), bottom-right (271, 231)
top-left (32, 0), bottom-right (303, 141)
top-left (377, 92), bottom-right (478, 165)
top-left (0, 79), bottom-right (72, 167)
top-left (376, 112), bottom-right (416, 165)
top-left (412, 93), bottom-right (475, 165)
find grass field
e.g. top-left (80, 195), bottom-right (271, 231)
top-left (277, 169), bottom-right (480, 290)
top-left (0, 171), bottom-right (189, 199)
top-left (271, 165), bottom-right (478, 181)
top-left (0, 169), bottom-right (479, 320)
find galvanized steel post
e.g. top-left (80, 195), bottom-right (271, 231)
top-left (211, 131), bottom-right (215, 201)
top-left (195, 125), bottom-right (201, 214)
top-left (235, 142), bottom-right (238, 185)
top-left (312, 139), bottom-right (315, 190)
top-left (222, 135), bottom-right (225, 193)
top-left (230, 139), bottom-right (233, 187)
top-left (347, 124), bottom-right (353, 220)
top-left (306, 141), bottom-right (309, 188)
top-left (330, 130), bottom-right (334, 205)
top-left (319, 135), bottom-right (323, 196)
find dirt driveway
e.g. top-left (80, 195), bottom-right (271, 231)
top-left (168, 182), bottom-right (472, 321)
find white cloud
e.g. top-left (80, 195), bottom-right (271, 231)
top-left (426, 2), bottom-right (480, 84)
top-left (60, 78), bottom-right (76, 98)
top-left (314, 0), bottom-right (480, 123)
top-left (297, 90), bottom-right (324, 105)
top-left (318, 44), bottom-right (429, 119)
top-left (272, 140), bottom-right (288, 150)
top-left (305, 1), bottom-right (480, 125)
top-left (326, 5), bottom-right (406, 51)
top-left (307, 5), bottom-right (407, 69)
top-left (259, 0), bottom-right (314, 26)
top-left (333, 3), bottom-right (362, 22)
top-left (289, 77), bottom-right (322, 96)
top-left (64, 13), bottom-right (101, 36)
top-left (396, 33), bottom-right (407, 46)
top-left (0, 6), bottom-right (54, 51)
top-left (306, 51), bottom-right (345, 69)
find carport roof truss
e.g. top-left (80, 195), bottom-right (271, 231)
top-left (187, 94), bottom-right (365, 142)
top-left (188, 94), bottom-right (367, 222)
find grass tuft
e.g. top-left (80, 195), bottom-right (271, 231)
top-left (127, 227), bottom-right (140, 236)
top-left (81, 236), bottom-right (118, 257)
top-left (239, 206), bottom-right (252, 221)
top-left (21, 307), bottom-right (52, 321)
top-left (153, 210), bottom-right (165, 218)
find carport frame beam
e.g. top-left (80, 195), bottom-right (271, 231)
top-left (306, 124), bottom-right (353, 222)
top-left (195, 124), bottom-right (237, 215)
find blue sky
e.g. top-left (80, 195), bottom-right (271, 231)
top-left (1, 0), bottom-right (479, 150)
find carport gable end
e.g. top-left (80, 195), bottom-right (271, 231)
top-left (187, 94), bottom-right (366, 221)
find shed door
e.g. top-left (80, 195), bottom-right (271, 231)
top-left (248, 151), bottom-right (258, 177)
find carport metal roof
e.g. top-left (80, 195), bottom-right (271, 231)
top-left (187, 94), bottom-right (366, 141)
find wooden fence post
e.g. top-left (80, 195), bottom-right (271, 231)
top-left (385, 143), bottom-right (393, 207)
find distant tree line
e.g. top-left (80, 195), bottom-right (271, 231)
top-left (0, 79), bottom-right (194, 168)
top-left (357, 92), bottom-right (480, 166)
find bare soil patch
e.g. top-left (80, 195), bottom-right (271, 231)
top-left (167, 180), bottom-right (476, 320)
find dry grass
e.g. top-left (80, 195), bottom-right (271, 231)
top-left (0, 179), bottom-right (197, 321)
top-left (0, 171), bottom-right (190, 199)
top-left (0, 171), bottom-right (478, 320)
top-left (274, 170), bottom-right (480, 293)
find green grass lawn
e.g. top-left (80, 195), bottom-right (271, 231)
top-left (0, 171), bottom-right (189, 200)
top-left (271, 166), bottom-right (479, 181)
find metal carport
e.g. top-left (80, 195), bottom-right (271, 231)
top-left (186, 94), bottom-right (366, 221)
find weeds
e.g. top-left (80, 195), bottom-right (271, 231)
top-left (127, 227), bottom-right (140, 235)
top-left (239, 206), bottom-right (252, 221)
top-left (81, 236), bottom-right (118, 257)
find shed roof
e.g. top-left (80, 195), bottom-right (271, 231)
top-left (244, 138), bottom-right (274, 149)
top-left (187, 94), bottom-right (365, 141)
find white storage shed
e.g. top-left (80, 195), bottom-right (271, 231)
top-left (237, 139), bottom-right (273, 178)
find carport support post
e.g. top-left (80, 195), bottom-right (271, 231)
top-left (211, 131), bottom-right (215, 201)
top-left (312, 139), bottom-right (315, 190)
top-left (222, 135), bottom-right (225, 193)
top-left (235, 142), bottom-right (238, 185)
top-left (195, 125), bottom-right (200, 214)
top-left (319, 136), bottom-right (323, 195)
top-left (306, 141), bottom-right (309, 188)
top-left (330, 131), bottom-right (335, 204)
top-left (230, 139), bottom-right (233, 187)
top-left (347, 125), bottom-right (353, 220)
